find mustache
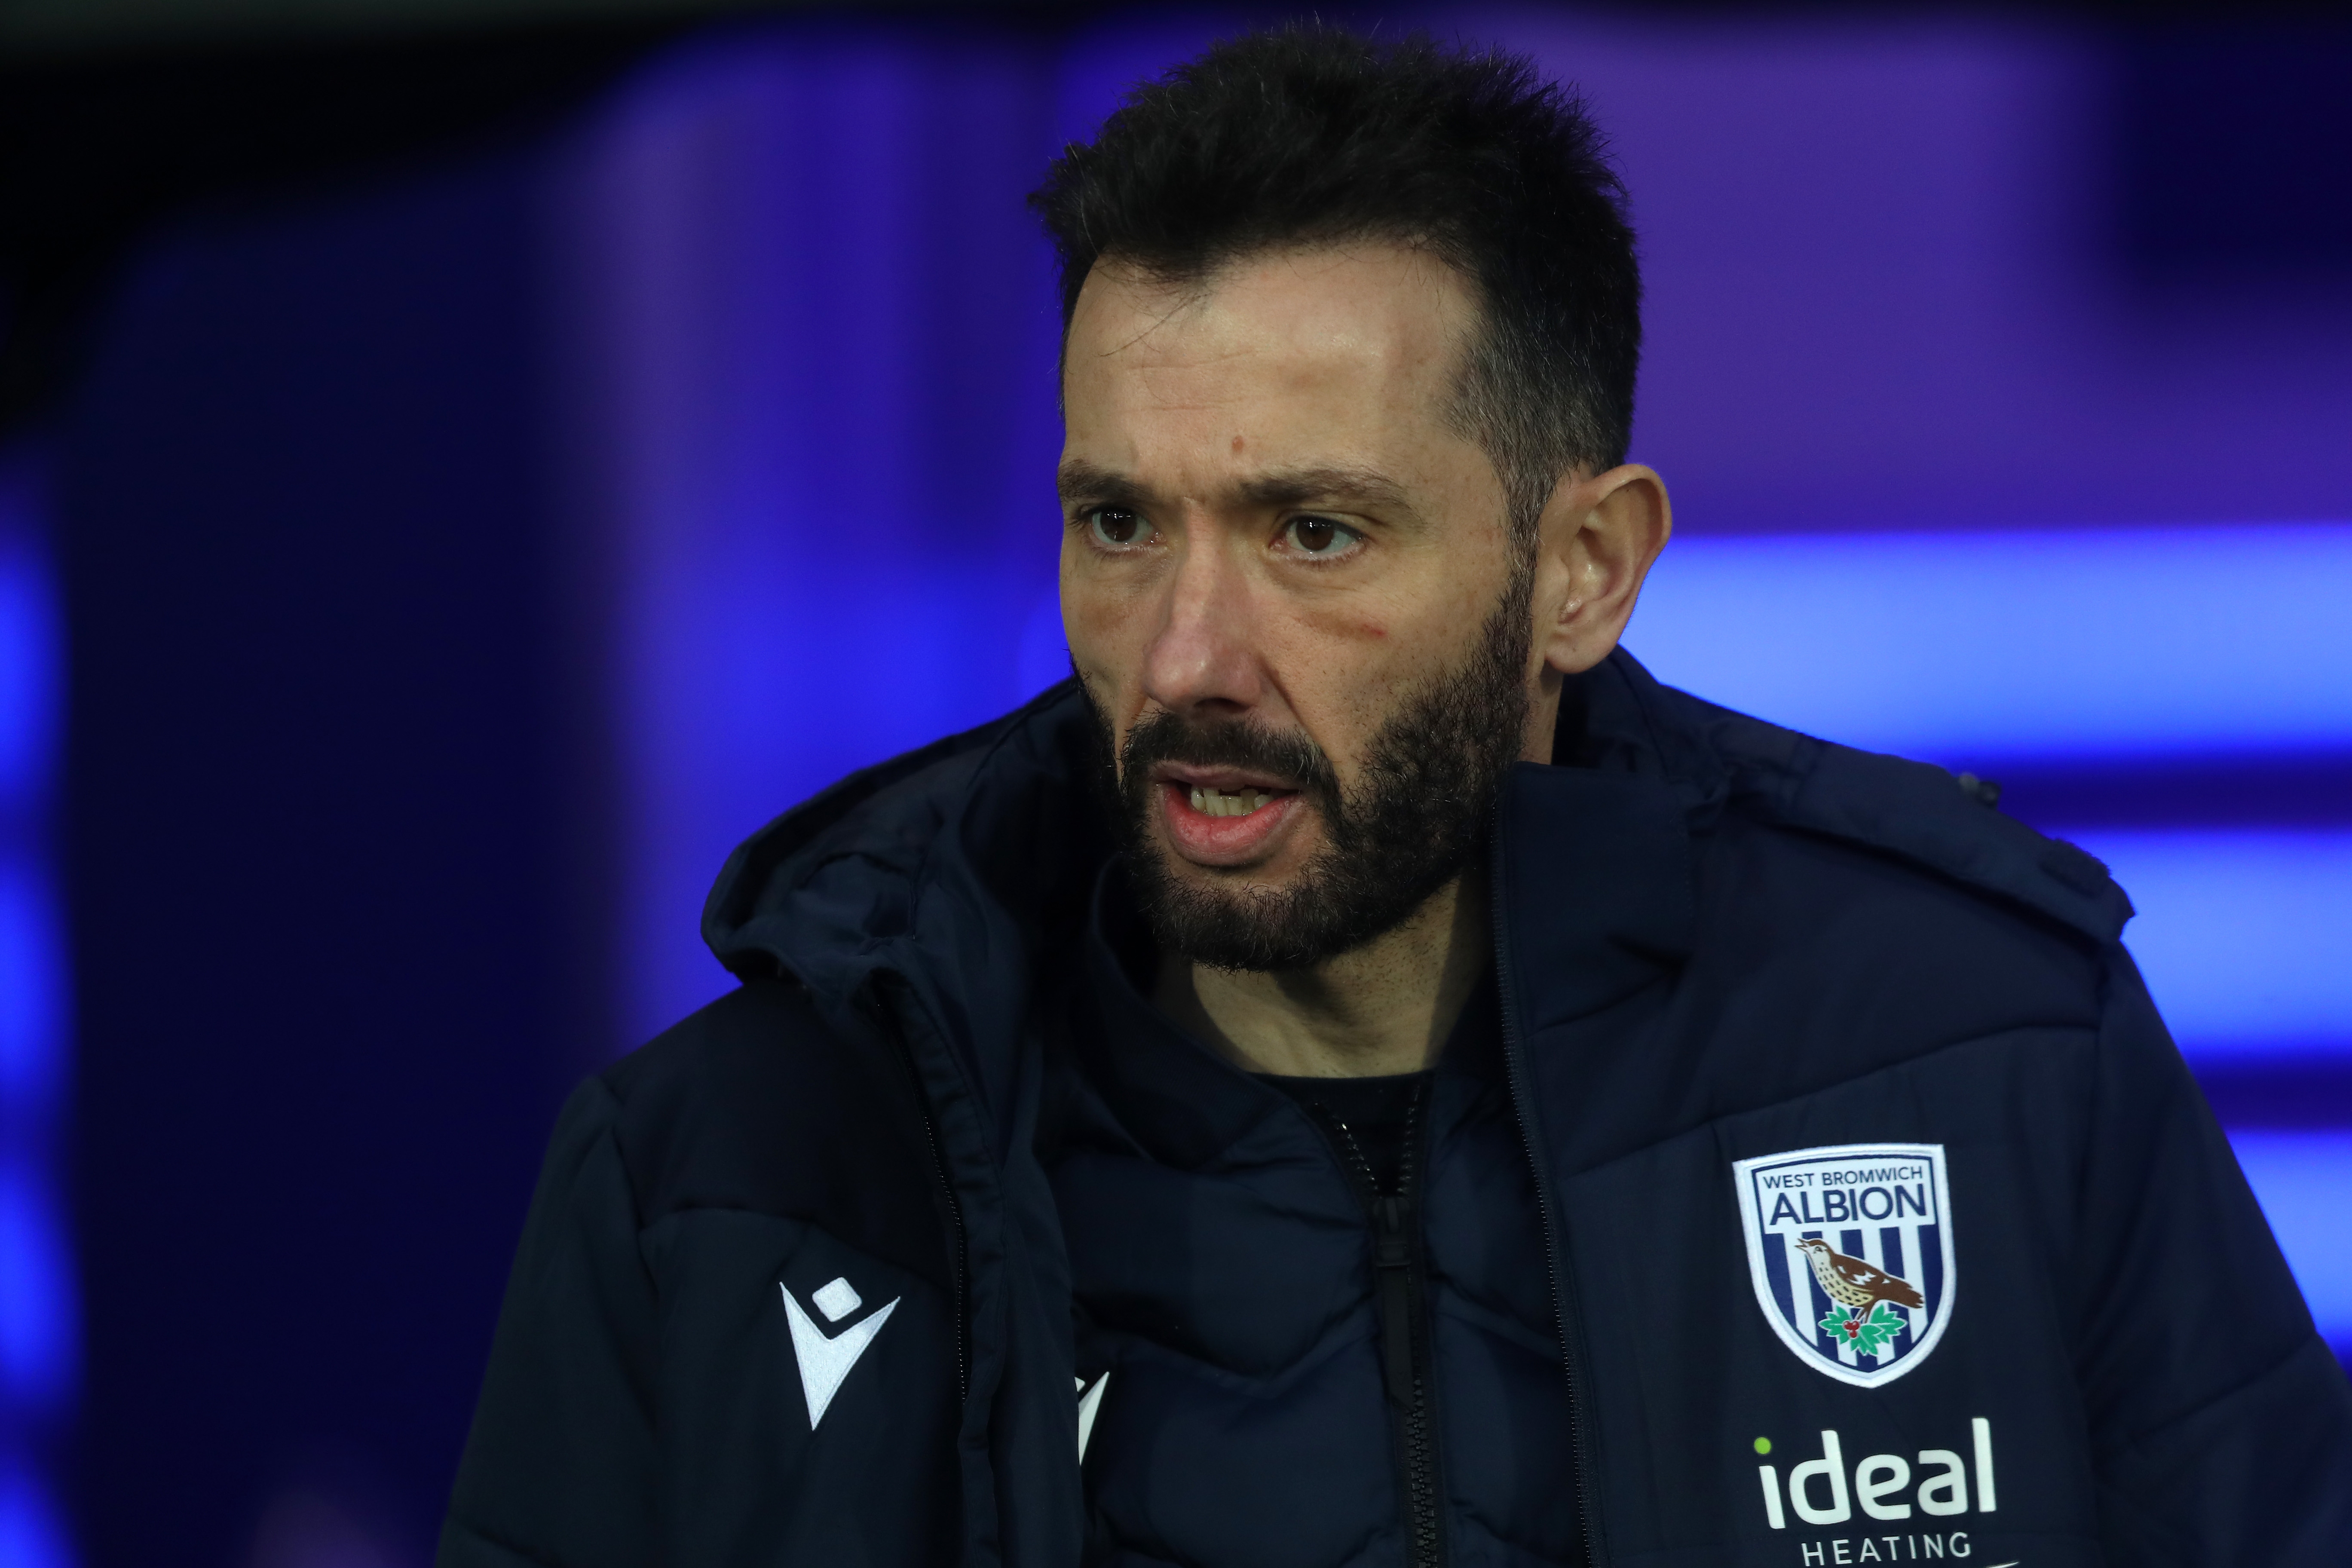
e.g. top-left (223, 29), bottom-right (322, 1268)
top-left (1117, 708), bottom-right (1339, 804)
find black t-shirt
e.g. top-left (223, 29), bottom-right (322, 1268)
top-left (1255, 1071), bottom-right (1430, 1196)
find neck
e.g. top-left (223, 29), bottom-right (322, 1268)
top-left (1151, 866), bottom-right (1491, 1078)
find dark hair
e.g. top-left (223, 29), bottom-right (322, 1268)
top-left (1029, 26), bottom-right (1641, 538)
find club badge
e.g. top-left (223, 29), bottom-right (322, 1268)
top-left (1733, 1142), bottom-right (1955, 1387)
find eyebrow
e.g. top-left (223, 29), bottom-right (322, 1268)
top-left (1056, 459), bottom-right (1418, 518)
top-left (1056, 459), bottom-right (1150, 510)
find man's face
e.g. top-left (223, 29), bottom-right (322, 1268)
top-left (1058, 243), bottom-right (1540, 970)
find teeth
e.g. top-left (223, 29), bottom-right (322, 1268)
top-left (1188, 786), bottom-right (1272, 818)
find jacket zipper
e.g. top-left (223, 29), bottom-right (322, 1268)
top-left (1488, 808), bottom-right (1601, 1568)
top-left (1330, 1097), bottom-right (1445, 1568)
top-left (873, 980), bottom-right (971, 1402)
top-left (914, 1074), bottom-right (971, 1403)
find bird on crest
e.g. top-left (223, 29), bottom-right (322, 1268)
top-left (1792, 1235), bottom-right (1924, 1333)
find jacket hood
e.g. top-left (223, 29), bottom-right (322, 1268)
top-left (701, 676), bottom-right (1110, 1134)
top-left (704, 678), bottom-right (1104, 980)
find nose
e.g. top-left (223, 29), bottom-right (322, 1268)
top-left (1139, 526), bottom-right (1265, 718)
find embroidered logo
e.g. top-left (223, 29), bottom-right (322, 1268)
top-left (781, 1275), bottom-right (899, 1428)
top-left (1075, 1371), bottom-right (1109, 1461)
top-left (1733, 1142), bottom-right (1955, 1387)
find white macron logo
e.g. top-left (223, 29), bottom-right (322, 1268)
top-left (1075, 1371), bottom-right (1109, 1460)
top-left (781, 1275), bottom-right (899, 1429)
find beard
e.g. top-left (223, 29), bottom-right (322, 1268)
top-left (1085, 563), bottom-right (1535, 972)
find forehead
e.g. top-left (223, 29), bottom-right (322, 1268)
top-left (1062, 243), bottom-right (1478, 444)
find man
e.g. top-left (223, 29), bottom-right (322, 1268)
top-left (441, 29), bottom-right (2352, 1568)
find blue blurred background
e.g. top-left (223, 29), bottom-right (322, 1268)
top-left (1, 3), bottom-right (2346, 1563)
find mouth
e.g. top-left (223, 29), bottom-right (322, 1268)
top-left (1150, 766), bottom-right (1308, 866)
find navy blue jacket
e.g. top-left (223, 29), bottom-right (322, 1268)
top-left (439, 651), bottom-right (2352, 1568)
top-left (1055, 878), bottom-right (1577, 1565)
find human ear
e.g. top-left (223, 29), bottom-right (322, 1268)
top-left (1531, 462), bottom-right (1672, 677)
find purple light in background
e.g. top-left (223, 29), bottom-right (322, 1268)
top-left (561, 24), bottom-right (1069, 1043)
top-left (0, 865), bottom-right (65, 1117)
top-left (0, 453), bottom-right (72, 1566)
top-left (1625, 525), bottom-right (2352, 757)
top-left (2060, 830), bottom-right (2352, 1055)
top-left (0, 1166), bottom-right (74, 1415)
top-left (0, 549), bottom-right (54, 810)
top-left (0, 1466), bottom-right (71, 1568)
top-left (2228, 1133), bottom-right (2352, 1351)
top-left (1457, 8), bottom-right (2352, 535)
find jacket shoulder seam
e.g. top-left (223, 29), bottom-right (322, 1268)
top-left (1629, 663), bottom-right (2132, 944)
top-left (1753, 743), bottom-right (2130, 943)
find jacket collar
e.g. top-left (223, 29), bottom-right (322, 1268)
top-left (1074, 861), bottom-right (1289, 1171)
top-left (1493, 651), bottom-right (1706, 1033)
top-left (1495, 762), bottom-right (1698, 1037)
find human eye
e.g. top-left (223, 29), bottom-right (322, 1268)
top-left (1279, 514), bottom-right (1364, 561)
top-left (1084, 507), bottom-right (1156, 550)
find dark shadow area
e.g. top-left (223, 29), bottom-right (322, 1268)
top-left (0, 19), bottom-right (681, 435)
top-left (2111, 18), bottom-right (2352, 282)
top-left (58, 128), bottom-right (587, 1565)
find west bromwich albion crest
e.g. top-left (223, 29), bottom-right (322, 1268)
top-left (1733, 1142), bottom-right (1955, 1387)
